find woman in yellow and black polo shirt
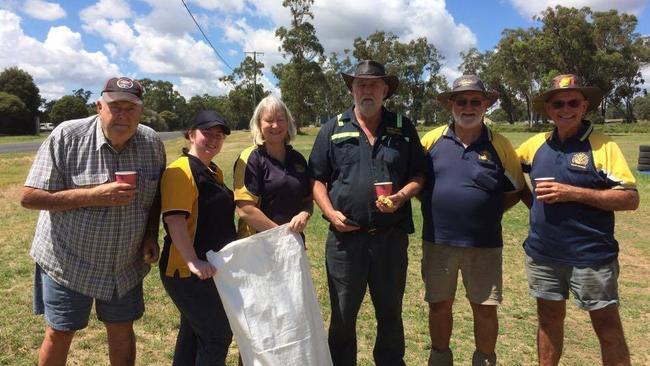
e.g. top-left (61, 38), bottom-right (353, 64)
top-left (159, 110), bottom-right (236, 366)
top-left (233, 95), bottom-right (312, 239)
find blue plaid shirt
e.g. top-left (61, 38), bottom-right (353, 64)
top-left (25, 115), bottom-right (166, 300)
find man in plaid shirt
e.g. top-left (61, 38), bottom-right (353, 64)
top-left (20, 77), bottom-right (166, 365)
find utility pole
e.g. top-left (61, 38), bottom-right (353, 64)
top-left (244, 51), bottom-right (264, 110)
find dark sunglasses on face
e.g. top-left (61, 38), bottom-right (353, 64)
top-left (452, 98), bottom-right (484, 107)
top-left (549, 99), bottom-right (584, 109)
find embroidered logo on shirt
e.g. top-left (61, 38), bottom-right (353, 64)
top-left (571, 152), bottom-right (589, 169)
top-left (478, 150), bottom-right (492, 162)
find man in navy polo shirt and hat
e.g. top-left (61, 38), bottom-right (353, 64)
top-left (309, 60), bottom-right (427, 365)
top-left (420, 75), bottom-right (524, 366)
top-left (21, 77), bottom-right (166, 365)
top-left (517, 74), bottom-right (639, 366)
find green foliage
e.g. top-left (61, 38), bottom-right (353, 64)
top-left (221, 56), bottom-right (270, 129)
top-left (0, 91), bottom-right (30, 134)
top-left (0, 67), bottom-right (41, 134)
top-left (633, 94), bottom-right (650, 120)
top-left (273, 0), bottom-right (325, 128)
top-left (140, 108), bottom-right (168, 131)
top-left (49, 96), bottom-right (89, 125)
top-left (139, 78), bottom-right (188, 123)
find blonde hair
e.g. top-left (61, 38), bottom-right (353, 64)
top-left (249, 95), bottom-right (296, 145)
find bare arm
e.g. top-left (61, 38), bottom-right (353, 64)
top-left (236, 201), bottom-right (278, 232)
top-left (536, 182), bottom-right (639, 211)
top-left (312, 179), bottom-right (359, 232)
top-left (20, 182), bottom-right (136, 211)
top-left (164, 214), bottom-right (216, 279)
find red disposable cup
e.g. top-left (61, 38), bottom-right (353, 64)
top-left (374, 182), bottom-right (393, 198)
top-left (115, 171), bottom-right (137, 186)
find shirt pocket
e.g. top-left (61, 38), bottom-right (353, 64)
top-left (71, 172), bottom-right (109, 188)
top-left (333, 136), bottom-right (360, 167)
top-left (473, 159), bottom-right (500, 191)
top-left (380, 135), bottom-right (409, 167)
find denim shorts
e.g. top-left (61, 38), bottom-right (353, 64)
top-left (525, 255), bottom-right (619, 311)
top-left (33, 264), bottom-right (144, 331)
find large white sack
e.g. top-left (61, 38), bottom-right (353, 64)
top-left (206, 224), bottom-right (332, 366)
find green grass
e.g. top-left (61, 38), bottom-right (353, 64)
top-left (1, 127), bottom-right (649, 365)
top-left (0, 133), bottom-right (48, 144)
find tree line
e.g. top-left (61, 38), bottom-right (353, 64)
top-left (1, 3), bottom-right (650, 135)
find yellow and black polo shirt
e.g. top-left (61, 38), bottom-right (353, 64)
top-left (160, 150), bottom-right (236, 278)
top-left (517, 121), bottom-right (637, 266)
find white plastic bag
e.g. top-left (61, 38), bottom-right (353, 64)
top-left (207, 224), bottom-right (332, 366)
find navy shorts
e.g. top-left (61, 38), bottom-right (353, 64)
top-left (33, 264), bottom-right (144, 331)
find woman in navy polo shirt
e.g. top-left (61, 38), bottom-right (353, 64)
top-left (234, 95), bottom-right (312, 239)
top-left (159, 110), bottom-right (236, 365)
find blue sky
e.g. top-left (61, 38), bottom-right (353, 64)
top-left (0, 0), bottom-right (648, 102)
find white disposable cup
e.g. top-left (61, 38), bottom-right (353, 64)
top-left (534, 177), bottom-right (555, 183)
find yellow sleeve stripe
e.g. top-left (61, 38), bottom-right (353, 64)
top-left (589, 132), bottom-right (637, 189)
top-left (233, 145), bottom-right (260, 204)
top-left (516, 132), bottom-right (550, 167)
top-left (420, 125), bottom-right (447, 151)
top-left (491, 131), bottom-right (525, 191)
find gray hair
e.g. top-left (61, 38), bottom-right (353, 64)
top-left (249, 95), bottom-right (296, 145)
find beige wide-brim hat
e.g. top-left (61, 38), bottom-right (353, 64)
top-left (437, 75), bottom-right (499, 110)
top-left (341, 60), bottom-right (399, 100)
top-left (532, 74), bottom-right (603, 117)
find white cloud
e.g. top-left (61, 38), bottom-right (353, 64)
top-left (79, 0), bottom-right (131, 21)
top-left (0, 9), bottom-right (120, 101)
top-left (175, 76), bottom-right (231, 99)
top-left (191, 0), bottom-right (245, 12)
top-left (222, 17), bottom-right (283, 69)
top-left (22, 0), bottom-right (65, 21)
top-left (138, 0), bottom-right (196, 36)
top-left (507, 0), bottom-right (647, 18)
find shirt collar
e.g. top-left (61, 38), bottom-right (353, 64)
top-left (443, 122), bottom-right (491, 144)
top-left (549, 120), bottom-right (593, 143)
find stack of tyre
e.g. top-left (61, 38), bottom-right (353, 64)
top-left (639, 145), bottom-right (650, 172)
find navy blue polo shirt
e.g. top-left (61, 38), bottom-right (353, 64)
top-left (234, 144), bottom-right (310, 237)
top-left (420, 124), bottom-right (524, 248)
top-left (308, 106), bottom-right (427, 232)
top-left (517, 121), bottom-right (637, 266)
top-left (160, 149), bottom-right (237, 278)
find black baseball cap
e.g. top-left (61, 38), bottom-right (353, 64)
top-left (101, 77), bottom-right (143, 105)
top-left (189, 110), bottom-right (231, 135)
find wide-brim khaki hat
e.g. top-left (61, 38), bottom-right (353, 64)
top-left (533, 74), bottom-right (602, 117)
top-left (341, 60), bottom-right (399, 100)
top-left (437, 75), bottom-right (499, 110)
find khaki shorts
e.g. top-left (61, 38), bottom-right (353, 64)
top-left (421, 241), bottom-right (502, 305)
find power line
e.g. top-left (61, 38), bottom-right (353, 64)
top-left (180, 0), bottom-right (234, 72)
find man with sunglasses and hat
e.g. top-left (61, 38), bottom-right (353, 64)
top-left (21, 77), bottom-right (166, 365)
top-left (420, 75), bottom-right (524, 366)
top-left (517, 74), bottom-right (639, 365)
top-left (309, 60), bottom-right (427, 365)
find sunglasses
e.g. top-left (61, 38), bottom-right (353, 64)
top-left (549, 99), bottom-right (584, 109)
top-left (452, 98), bottom-right (484, 107)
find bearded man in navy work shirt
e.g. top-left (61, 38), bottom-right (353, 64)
top-left (309, 60), bottom-right (427, 366)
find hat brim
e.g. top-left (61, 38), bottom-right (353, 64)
top-left (194, 120), bottom-right (231, 135)
top-left (437, 89), bottom-right (499, 111)
top-left (532, 87), bottom-right (602, 117)
top-left (102, 92), bottom-right (143, 105)
top-left (341, 73), bottom-right (399, 100)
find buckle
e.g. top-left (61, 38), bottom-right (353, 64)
top-left (367, 228), bottom-right (377, 234)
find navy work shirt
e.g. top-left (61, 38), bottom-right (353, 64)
top-left (308, 106), bottom-right (427, 233)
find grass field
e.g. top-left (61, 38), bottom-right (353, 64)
top-left (0, 126), bottom-right (648, 365)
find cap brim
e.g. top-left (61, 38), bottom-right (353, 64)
top-left (102, 92), bottom-right (143, 105)
top-left (437, 89), bottom-right (499, 111)
top-left (341, 73), bottom-right (399, 100)
top-left (195, 121), bottom-right (231, 135)
top-left (532, 87), bottom-right (603, 117)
